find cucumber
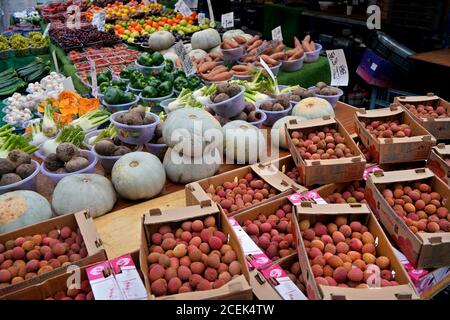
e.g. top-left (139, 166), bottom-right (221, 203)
top-left (0, 73), bottom-right (18, 84)
top-left (0, 77), bottom-right (20, 89)
top-left (25, 66), bottom-right (49, 83)
top-left (0, 81), bottom-right (26, 96)
top-left (0, 68), bottom-right (15, 78)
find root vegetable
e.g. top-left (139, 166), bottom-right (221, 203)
top-left (7, 150), bottom-right (31, 168)
top-left (113, 146), bottom-right (132, 156)
top-left (65, 157), bottom-right (90, 173)
top-left (0, 159), bottom-right (15, 175)
top-left (247, 40), bottom-right (263, 52)
top-left (15, 163), bottom-right (35, 179)
top-left (260, 55), bottom-right (278, 65)
top-left (270, 52), bottom-right (286, 60)
top-left (198, 62), bottom-right (217, 73)
top-left (0, 173), bottom-right (21, 186)
top-left (44, 153), bottom-right (64, 171)
top-left (56, 143), bottom-right (79, 162)
top-left (94, 139), bottom-right (117, 156)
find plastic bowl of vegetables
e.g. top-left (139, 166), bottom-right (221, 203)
top-left (92, 141), bottom-right (143, 173)
top-left (221, 45), bottom-right (244, 62)
top-left (135, 52), bottom-right (166, 76)
top-left (40, 149), bottom-right (98, 184)
top-left (0, 159), bottom-right (41, 195)
top-left (247, 110), bottom-right (267, 128)
top-left (160, 98), bottom-right (177, 113)
top-left (102, 87), bottom-right (139, 113)
top-left (304, 43), bottom-right (322, 63)
top-left (110, 107), bottom-right (160, 145)
top-left (205, 84), bottom-right (246, 118)
top-left (256, 98), bottom-right (293, 126)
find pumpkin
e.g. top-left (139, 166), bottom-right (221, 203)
top-left (111, 152), bottom-right (165, 200)
top-left (292, 97), bottom-right (335, 120)
top-left (191, 29), bottom-right (221, 50)
top-left (223, 121), bottom-right (267, 164)
top-left (163, 108), bottom-right (222, 158)
top-left (148, 31), bottom-right (175, 51)
top-left (208, 45), bottom-right (222, 55)
top-left (163, 52), bottom-right (179, 64)
top-left (52, 174), bottom-right (116, 218)
top-left (188, 49), bottom-right (207, 60)
top-left (271, 115), bottom-right (307, 149)
top-left (222, 29), bottom-right (245, 40)
top-left (0, 190), bottom-right (52, 233)
top-left (163, 148), bottom-right (220, 184)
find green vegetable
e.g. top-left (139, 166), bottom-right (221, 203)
top-left (96, 70), bottom-right (112, 85)
top-left (158, 81), bottom-right (173, 97)
top-left (148, 79), bottom-right (161, 88)
top-left (164, 59), bottom-right (174, 73)
top-left (119, 66), bottom-right (134, 79)
top-left (99, 82), bottom-right (110, 94)
top-left (137, 52), bottom-right (153, 67)
top-left (173, 68), bottom-right (186, 78)
top-left (173, 77), bottom-right (189, 92)
top-left (129, 70), bottom-right (145, 84)
top-left (93, 124), bottom-right (117, 144)
top-left (187, 75), bottom-right (201, 91)
top-left (0, 80), bottom-right (26, 96)
top-left (131, 78), bottom-right (148, 90)
top-left (104, 87), bottom-right (124, 105)
top-left (122, 92), bottom-right (135, 103)
top-left (142, 86), bottom-right (158, 99)
top-left (70, 110), bottom-right (110, 131)
top-left (0, 134), bottom-right (38, 158)
top-left (159, 70), bottom-right (173, 83)
top-left (55, 125), bottom-right (85, 146)
top-left (151, 52), bottom-right (164, 66)
top-left (111, 79), bottom-right (128, 91)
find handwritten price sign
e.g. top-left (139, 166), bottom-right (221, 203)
top-left (326, 49), bottom-right (349, 86)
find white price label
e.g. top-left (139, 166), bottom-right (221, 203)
top-left (221, 12), bottom-right (234, 29)
top-left (254, 40), bottom-right (273, 56)
top-left (206, 0), bottom-right (215, 27)
top-left (175, 0), bottom-right (193, 17)
top-left (43, 23), bottom-right (51, 37)
top-left (62, 77), bottom-right (75, 91)
top-left (370, 62), bottom-right (378, 71)
top-left (271, 26), bottom-right (283, 42)
top-left (198, 13), bottom-right (205, 25)
top-left (174, 41), bottom-right (195, 77)
top-left (326, 49), bottom-right (349, 86)
top-left (89, 61), bottom-right (98, 98)
top-left (92, 11), bottom-right (106, 32)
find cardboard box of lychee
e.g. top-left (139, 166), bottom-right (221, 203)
top-left (0, 210), bottom-right (106, 297)
top-left (366, 168), bottom-right (450, 269)
top-left (286, 116), bottom-right (366, 186)
top-left (140, 201), bottom-right (253, 300)
top-left (265, 155), bottom-right (304, 186)
top-left (316, 180), bottom-right (367, 205)
top-left (185, 162), bottom-right (306, 216)
top-left (292, 203), bottom-right (419, 300)
top-left (355, 105), bottom-right (436, 164)
top-left (394, 94), bottom-right (450, 140)
top-left (427, 144), bottom-right (450, 187)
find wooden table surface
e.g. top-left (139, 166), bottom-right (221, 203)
top-left (38, 102), bottom-right (358, 259)
top-left (410, 49), bottom-right (450, 68)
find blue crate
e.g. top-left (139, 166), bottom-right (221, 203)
top-left (356, 49), bottom-right (399, 89)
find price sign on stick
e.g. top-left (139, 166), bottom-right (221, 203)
top-left (174, 41), bottom-right (195, 77)
top-left (89, 60), bottom-right (98, 98)
top-left (326, 49), bottom-right (349, 86)
top-left (206, 0), bottom-right (215, 28)
top-left (271, 26), bottom-right (283, 42)
top-left (43, 23), bottom-right (51, 37)
top-left (62, 77), bottom-right (75, 91)
top-left (92, 11), bottom-right (106, 31)
top-left (259, 57), bottom-right (277, 93)
top-left (198, 13), bottom-right (205, 25)
top-left (221, 12), bottom-right (234, 29)
top-left (51, 51), bottom-right (59, 74)
top-left (175, 0), bottom-right (193, 17)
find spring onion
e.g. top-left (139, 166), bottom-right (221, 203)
top-left (0, 134), bottom-right (38, 158)
top-left (42, 101), bottom-right (58, 137)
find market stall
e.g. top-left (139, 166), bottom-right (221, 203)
top-left (0, 0), bottom-right (449, 302)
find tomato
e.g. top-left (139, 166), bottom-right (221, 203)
top-left (152, 22), bottom-right (159, 28)
top-left (161, 17), bottom-right (168, 22)
top-left (158, 21), bottom-right (165, 26)
top-left (188, 20), bottom-right (194, 24)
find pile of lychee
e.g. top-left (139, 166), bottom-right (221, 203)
top-left (0, 226), bottom-right (88, 288)
top-left (404, 103), bottom-right (448, 119)
top-left (381, 182), bottom-right (450, 233)
top-left (285, 259), bottom-right (305, 293)
top-left (46, 279), bottom-right (93, 300)
top-left (299, 215), bottom-right (399, 288)
top-left (324, 181), bottom-right (366, 204)
top-left (286, 167), bottom-right (301, 184)
top-left (147, 215), bottom-right (243, 297)
top-left (355, 139), bottom-right (374, 163)
top-left (290, 126), bottom-right (355, 160)
top-left (361, 120), bottom-right (413, 139)
top-left (241, 203), bottom-right (296, 260)
top-left (204, 173), bottom-right (278, 215)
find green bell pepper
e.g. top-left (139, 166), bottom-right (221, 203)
top-left (158, 81), bottom-right (173, 97)
top-left (99, 82), bottom-right (110, 94)
top-left (148, 79), bottom-right (161, 88)
top-left (111, 79), bottom-right (127, 91)
top-left (137, 52), bottom-right (153, 66)
top-left (164, 59), bottom-right (174, 73)
top-left (187, 75), bottom-right (201, 90)
top-left (104, 87), bottom-right (124, 105)
top-left (131, 78), bottom-right (148, 90)
top-left (119, 66), bottom-right (133, 79)
top-left (151, 51), bottom-right (164, 66)
top-left (173, 68), bottom-right (186, 78)
top-left (173, 76), bottom-right (189, 92)
top-left (142, 86), bottom-right (158, 99)
top-left (159, 70), bottom-right (174, 83)
top-left (97, 73), bottom-right (110, 85)
top-left (122, 92), bottom-right (136, 103)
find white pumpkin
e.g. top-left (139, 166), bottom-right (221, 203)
top-left (163, 148), bottom-right (221, 184)
top-left (292, 97), bottom-right (335, 120)
top-left (52, 174), bottom-right (116, 218)
top-left (0, 190), bottom-right (52, 233)
top-left (271, 115), bottom-right (307, 150)
top-left (188, 49), bottom-right (207, 60)
top-left (191, 29), bottom-right (221, 50)
top-left (112, 152), bottom-right (165, 201)
top-left (163, 108), bottom-right (222, 158)
top-left (222, 29), bottom-right (245, 40)
top-left (148, 31), bottom-right (175, 51)
top-left (223, 121), bottom-right (267, 164)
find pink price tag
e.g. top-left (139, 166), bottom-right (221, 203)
top-left (261, 264), bottom-right (287, 280)
top-left (248, 253), bottom-right (271, 269)
top-left (288, 190), bottom-right (326, 205)
top-left (228, 217), bottom-right (239, 227)
top-left (87, 261), bottom-right (110, 281)
top-left (363, 165), bottom-right (381, 180)
top-left (110, 254), bottom-right (134, 274)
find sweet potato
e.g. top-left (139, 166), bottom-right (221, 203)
top-left (247, 35), bottom-right (260, 46)
top-left (208, 71), bottom-right (234, 82)
top-left (270, 52), bottom-right (286, 61)
top-left (302, 40), bottom-right (313, 52)
top-left (198, 61), bottom-right (217, 73)
top-left (208, 65), bottom-right (228, 76)
top-left (310, 41), bottom-right (316, 51)
top-left (209, 52), bottom-right (223, 59)
top-left (288, 49), bottom-right (304, 60)
top-left (260, 54), bottom-right (278, 66)
top-left (303, 35), bottom-right (311, 43)
top-left (242, 55), bottom-right (256, 63)
top-left (233, 71), bottom-right (250, 76)
top-left (247, 39), bottom-right (263, 52)
top-left (273, 44), bottom-right (286, 52)
top-left (233, 36), bottom-right (247, 45)
top-left (223, 38), bottom-right (239, 49)
top-left (294, 36), bottom-right (301, 49)
top-left (231, 64), bottom-right (249, 72)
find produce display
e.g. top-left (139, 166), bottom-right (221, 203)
top-left (49, 25), bottom-right (120, 50)
top-left (43, 143), bottom-right (90, 174)
top-left (0, 150), bottom-right (36, 186)
top-left (146, 215), bottom-right (243, 296)
top-left (299, 215), bottom-right (400, 288)
top-left (46, 279), bottom-right (93, 300)
top-left (323, 181), bottom-right (367, 204)
top-left (289, 126), bottom-right (355, 160)
top-left (360, 119), bottom-right (414, 139)
top-left (0, 225), bottom-right (88, 287)
top-left (404, 103), bottom-right (449, 118)
top-left (0, 127), bottom-right (38, 158)
top-left (89, 1), bottom-right (163, 21)
top-left (112, 105), bottom-right (156, 125)
top-left (0, 33), bottom-right (48, 57)
top-left (241, 203), bottom-right (296, 259)
top-left (381, 182), bottom-right (449, 233)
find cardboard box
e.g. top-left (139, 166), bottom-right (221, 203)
top-left (366, 168), bottom-right (450, 269)
top-left (292, 203), bottom-right (419, 300)
top-left (0, 211), bottom-right (107, 297)
top-left (1, 251), bottom-right (142, 300)
top-left (355, 105), bottom-right (436, 164)
top-left (254, 253), bottom-right (308, 300)
top-left (286, 116), bottom-right (366, 186)
top-left (140, 201), bottom-right (253, 300)
top-left (185, 162), bottom-right (306, 216)
top-left (427, 144), bottom-right (450, 186)
top-left (395, 94), bottom-right (450, 140)
top-left (393, 247), bottom-right (450, 299)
